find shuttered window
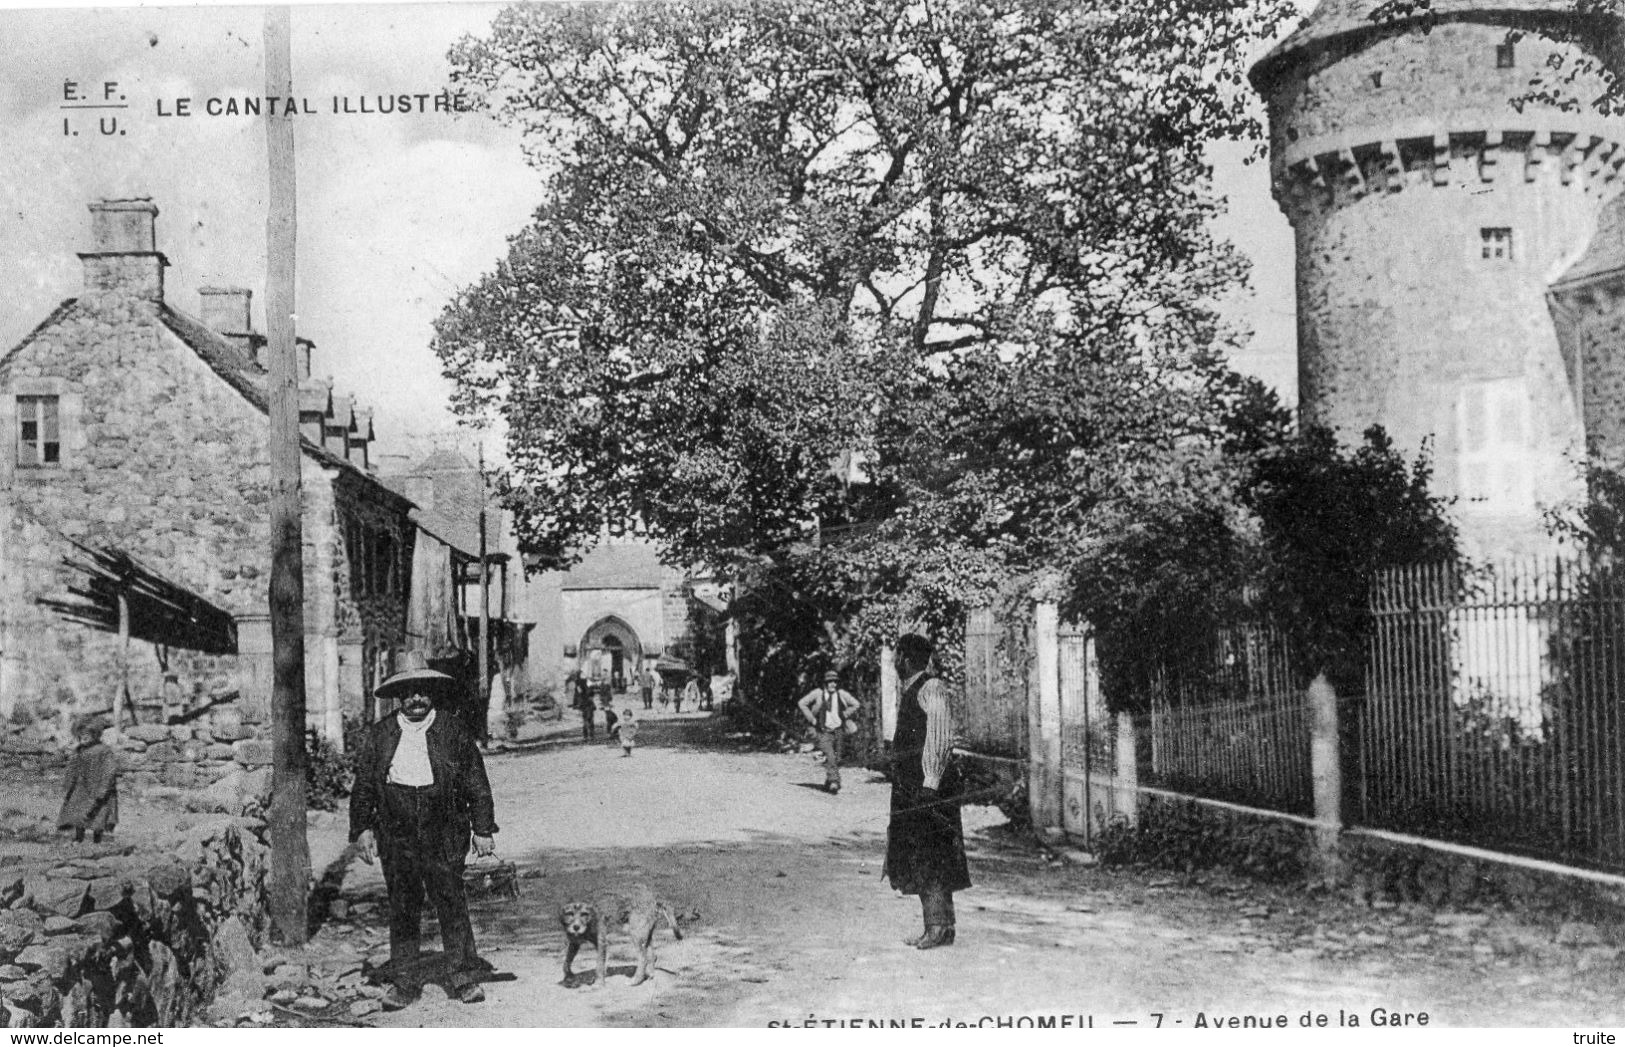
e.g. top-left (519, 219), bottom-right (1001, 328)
top-left (1457, 379), bottom-right (1532, 509)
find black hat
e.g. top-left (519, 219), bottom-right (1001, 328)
top-left (375, 650), bottom-right (456, 701)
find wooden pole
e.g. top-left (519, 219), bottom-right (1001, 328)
top-left (114, 592), bottom-right (129, 735)
top-left (264, 4), bottom-right (311, 945)
top-left (478, 442), bottom-right (491, 742)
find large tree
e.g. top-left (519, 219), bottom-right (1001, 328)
top-left (437, 0), bottom-right (1299, 664)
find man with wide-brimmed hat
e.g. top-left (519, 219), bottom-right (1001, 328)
top-left (349, 650), bottom-right (498, 1008)
top-left (798, 668), bottom-right (861, 795)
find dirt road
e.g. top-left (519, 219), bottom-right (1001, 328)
top-left (322, 713), bottom-right (1625, 1028)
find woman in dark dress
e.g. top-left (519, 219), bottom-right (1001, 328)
top-left (884, 633), bottom-right (969, 949)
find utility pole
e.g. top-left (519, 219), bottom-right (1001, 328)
top-left (264, 4), bottom-right (311, 945)
top-left (477, 442), bottom-right (491, 742)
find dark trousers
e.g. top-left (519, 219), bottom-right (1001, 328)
top-left (580, 706), bottom-right (595, 740)
top-left (641, 688), bottom-right (653, 709)
top-left (816, 729), bottom-right (844, 787)
top-left (379, 783), bottom-right (478, 988)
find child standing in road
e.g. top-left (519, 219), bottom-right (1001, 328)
top-left (615, 703), bottom-right (639, 757)
top-left (58, 716), bottom-right (118, 845)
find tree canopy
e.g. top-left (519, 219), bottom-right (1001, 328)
top-left (437, 0), bottom-right (1301, 666)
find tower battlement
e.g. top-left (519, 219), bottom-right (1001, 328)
top-left (1274, 127), bottom-right (1625, 214)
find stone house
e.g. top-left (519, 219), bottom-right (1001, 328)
top-left (0, 198), bottom-right (414, 741)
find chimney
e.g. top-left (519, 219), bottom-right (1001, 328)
top-left (350, 407), bottom-right (374, 471)
top-left (80, 199), bottom-right (166, 301)
top-left (199, 287), bottom-right (252, 335)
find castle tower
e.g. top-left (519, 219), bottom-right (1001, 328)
top-left (1251, 1), bottom-right (1625, 553)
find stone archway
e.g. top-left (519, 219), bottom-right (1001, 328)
top-left (579, 615), bottom-right (642, 693)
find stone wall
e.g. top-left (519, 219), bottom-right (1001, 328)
top-left (0, 814), bottom-right (271, 1027)
top-left (110, 722), bottom-right (270, 803)
top-left (1, 713), bottom-right (271, 815)
top-left (1099, 793), bottom-right (1625, 931)
top-left (331, 468), bottom-right (412, 719)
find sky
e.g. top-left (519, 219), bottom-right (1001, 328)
top-left (0, 1), bottom-right (1305, 463)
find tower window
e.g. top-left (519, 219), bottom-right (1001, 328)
top-left (1481, 227), bottom-right (1514, 261)
top-left (1496, 41), bottom-right (1515, 68)
top-left (1370, 71), bottom-right (1383, 88)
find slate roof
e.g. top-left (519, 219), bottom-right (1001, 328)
top-left (299, 378), bottom-right (333, 416)
top-left (378, 450), bottom-right (497, 558)
top-left (160, 307), bottom-right (407, 502)
top-left (416, 447), bottom-right (477, 473)
top-left (411, 504), bottom-right (482, 557)
top-left (327, 395), bottom-right (355, 434)
top-left (1251, 0), bottom-right (1591, 89)
top-left (1554, 196), bottom-right (1625, 291)
top-left (0, 299), bottom-right (81, 371)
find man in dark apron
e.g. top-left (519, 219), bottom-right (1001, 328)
top-left (884, 633), bottom-right (970, 949)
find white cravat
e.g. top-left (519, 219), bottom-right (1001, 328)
top-left (388, 709), bottom-right (436, 786)
top-left (823, 690), bottom-right (842, 730)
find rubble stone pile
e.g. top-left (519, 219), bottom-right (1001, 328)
top-left (0, 814), bottom-right (270, 1027)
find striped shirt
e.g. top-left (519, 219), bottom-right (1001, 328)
top-left (908, 674), bottom-right (954, 791)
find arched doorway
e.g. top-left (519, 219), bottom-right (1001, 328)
top-left (579, 616), bottom-right (642, 694)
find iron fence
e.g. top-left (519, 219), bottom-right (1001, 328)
top-left (1137, 624), bottom-right (1314, 815)
top-left (1360, 558), bottom-right (1625, 870)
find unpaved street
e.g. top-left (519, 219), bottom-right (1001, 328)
top-left (311, 713), bottom-right (1625, 1028)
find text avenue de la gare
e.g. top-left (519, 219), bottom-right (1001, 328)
top-left (154, 91), bottom-right (473, 117)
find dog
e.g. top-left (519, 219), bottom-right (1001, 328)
top-left (559, 884), bottom-right (683, 988)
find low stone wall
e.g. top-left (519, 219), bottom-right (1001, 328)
top-left (112, 723), bottom-right (271, 806)
top-left (0, 815), bottom-right (271, 1027)
top-left (1, 716), bottom-right (272, 815)
top-left (1096, 793), bottom-right (1625, 928)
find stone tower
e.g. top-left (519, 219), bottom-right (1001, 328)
top-left (1251, 1), bottom-right (1625, 553)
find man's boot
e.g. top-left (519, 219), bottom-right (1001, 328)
top-left (915, 888), bottom-right (956, 949)
top-left (902, 892), bottom-right (933, 946)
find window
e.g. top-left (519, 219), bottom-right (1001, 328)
top-left (1496, 41), bottom-right (1516, 68)
top-left (1481, 227), bottom-right (1513, 261)
top-left (17, 395), bottom-right (60, 467)
top-left (1457, 379), bottom-right (1533, 509)
top-left (1370, 71), bottom-right (1383, 88)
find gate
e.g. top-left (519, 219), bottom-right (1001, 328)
top-left (1059, 621), bottom-right (1110, 843)
top-left (959, 607), bottom-right (1029, 760)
